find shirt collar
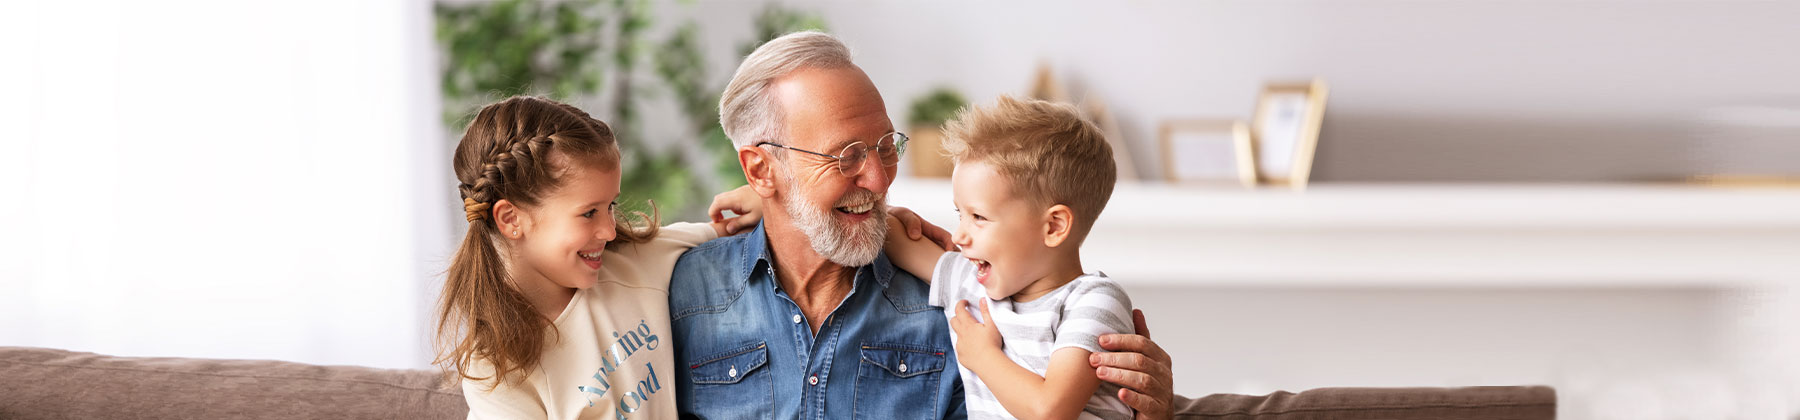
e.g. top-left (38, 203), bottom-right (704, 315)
top-left (737, 221), bottom-right (773, 284)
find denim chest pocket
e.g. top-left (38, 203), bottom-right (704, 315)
top-left (854, 343), bottom-right (946, 419)
top-left (688, 342), bottom-right (771, 419)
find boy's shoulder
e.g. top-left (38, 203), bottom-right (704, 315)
top-left (1045, 272), bottom-right (1136, 353)
top-left (1063, 272), bottom-right (1132, 309)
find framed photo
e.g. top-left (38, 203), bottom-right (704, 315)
top-left (1251, 79), bottom-right (1329, 189)
top-left (1160, 119), bottom-right (1257, 188)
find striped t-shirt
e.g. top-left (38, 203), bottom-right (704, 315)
top-left (928, 252), bottom-right (1136, 420)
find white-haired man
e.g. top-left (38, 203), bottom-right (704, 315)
top-left (669, 31), bottom-right (1177, 419)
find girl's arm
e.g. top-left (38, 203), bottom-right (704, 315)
top-left (883, 208), bottom-right (953, 283)
top-left (952, 300), bottom-right (1101, 420)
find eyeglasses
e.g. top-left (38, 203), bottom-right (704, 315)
top-left (755, 132), bottom-right (909, 176)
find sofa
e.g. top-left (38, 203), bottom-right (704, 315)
top-left (0, 346), bottom-right (1555, 419)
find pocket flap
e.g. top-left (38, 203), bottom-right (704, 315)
top-left (858, 344), bottom-right (946, 378)
top-left (690, 342), bottom-right (768, 385)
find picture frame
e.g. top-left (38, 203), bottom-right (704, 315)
top-left (1159, 119), bottom-right (1257, 188)
top-left (1250, 79), bottom-right (1329, 189)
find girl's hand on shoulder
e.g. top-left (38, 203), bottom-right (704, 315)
top-left (886, 206), bottom-right (955, 251)
top-left (709, 185), bottom-right (762, 236)
top-left (883, 206), bottom-right (955, 283)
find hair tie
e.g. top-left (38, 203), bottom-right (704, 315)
top-left (464, 197), bottom-right (493, 222)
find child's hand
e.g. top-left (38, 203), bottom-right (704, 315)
top-left (887, 206), bottom-right (955, 251)
top-left (708, 185), bottom-right (762, 236)
top-left (950, 299), bottom-right (1004, 362)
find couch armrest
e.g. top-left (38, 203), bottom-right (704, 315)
top-left (1172, 386), bottom-right (1556, 420)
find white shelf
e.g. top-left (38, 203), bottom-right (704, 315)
top-left (887, 179), bottom-right (1800, 288)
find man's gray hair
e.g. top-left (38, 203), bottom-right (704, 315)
top-left (719, 31), bottom-right (855, 148)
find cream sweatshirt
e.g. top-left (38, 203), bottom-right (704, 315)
top-left (461, 222), bottom-right (716, 420)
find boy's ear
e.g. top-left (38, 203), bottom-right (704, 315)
top-left (739, 146), bottom-right (780, 199)
top-left (1043, 204), bottom-right (1074, 248)
top-left (494, 199), bottom-right (528, 240)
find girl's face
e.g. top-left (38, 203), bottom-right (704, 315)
top-left (515, 163), bottom-right (621, 291)
top-left (949, 161), bottom-right (1054, 301)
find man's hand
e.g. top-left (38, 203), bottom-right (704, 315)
top-left (1091, 309), bottom-right (1174, 420)
top-left (886, 206), bottom-right (955, 251)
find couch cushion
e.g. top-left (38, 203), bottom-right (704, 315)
top-left (0, 346), bottom-right (467, 420)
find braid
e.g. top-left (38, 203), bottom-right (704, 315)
top-left (458, 123), bottom-right (560, 223)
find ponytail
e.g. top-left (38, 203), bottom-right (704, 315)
top-left (434, 217), bottom-right (552, 387)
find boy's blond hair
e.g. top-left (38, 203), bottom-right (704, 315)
top-left (941, 95), bottom-right (1117, 245)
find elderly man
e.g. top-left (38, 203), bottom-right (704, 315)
top-left (668, 31), bottom-right (1175, 419)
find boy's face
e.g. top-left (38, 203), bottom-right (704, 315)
top-left (949, 160), bottom-right (1055, 300)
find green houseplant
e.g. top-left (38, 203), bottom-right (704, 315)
top-left (905, 87), bottom-right (967, 178)
top-left (436, 0), bottom-right (827, 219)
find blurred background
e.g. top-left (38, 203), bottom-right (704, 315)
top-left (2, 1), bottom-right (1797, 418)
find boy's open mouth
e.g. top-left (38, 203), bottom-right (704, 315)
top-left (971, 257), bottom-right (991, 284)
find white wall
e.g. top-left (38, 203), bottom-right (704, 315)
top-left (0, 0), bottom-right (449, 369)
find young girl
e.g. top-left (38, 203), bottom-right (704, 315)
top-left (436, 96), bottom-right (760, 419)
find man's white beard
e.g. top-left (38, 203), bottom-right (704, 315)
top-left (780, 178), bottom-right (888, 267)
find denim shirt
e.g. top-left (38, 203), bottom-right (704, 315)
top-left (668, 222), bottom-right (966, 420)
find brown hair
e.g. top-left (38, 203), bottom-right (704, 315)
top-left (941, 95), bottom-right (1117, 244)
top-left (436, 96), bottom-right (658, 387)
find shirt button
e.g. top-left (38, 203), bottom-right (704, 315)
top-left (792, 314), bottom-right (803, 324)
top-left (808, 374), bottom-right (819, 386)
top-left (899, 362), bottom-right (908, 373)
top-left (728, 366), bottom-right (738, 378)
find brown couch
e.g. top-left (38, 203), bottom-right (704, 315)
top-left (0, 346), bottom-right (1554, 419)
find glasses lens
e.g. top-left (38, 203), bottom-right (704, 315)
top-left (878, 132), bottom-right (906, 166)
top-left (837, 142), bottom-right (870, 175)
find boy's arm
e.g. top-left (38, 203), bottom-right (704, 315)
top-left (951, 300), bottom-right (1099, 420)
top-left (884, 216), bottom-right (950, 282)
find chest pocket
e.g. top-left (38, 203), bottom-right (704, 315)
top-left (687, 342), bottom-right (771, 419)
top-left (854, 343), bottom-right (947, 419)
